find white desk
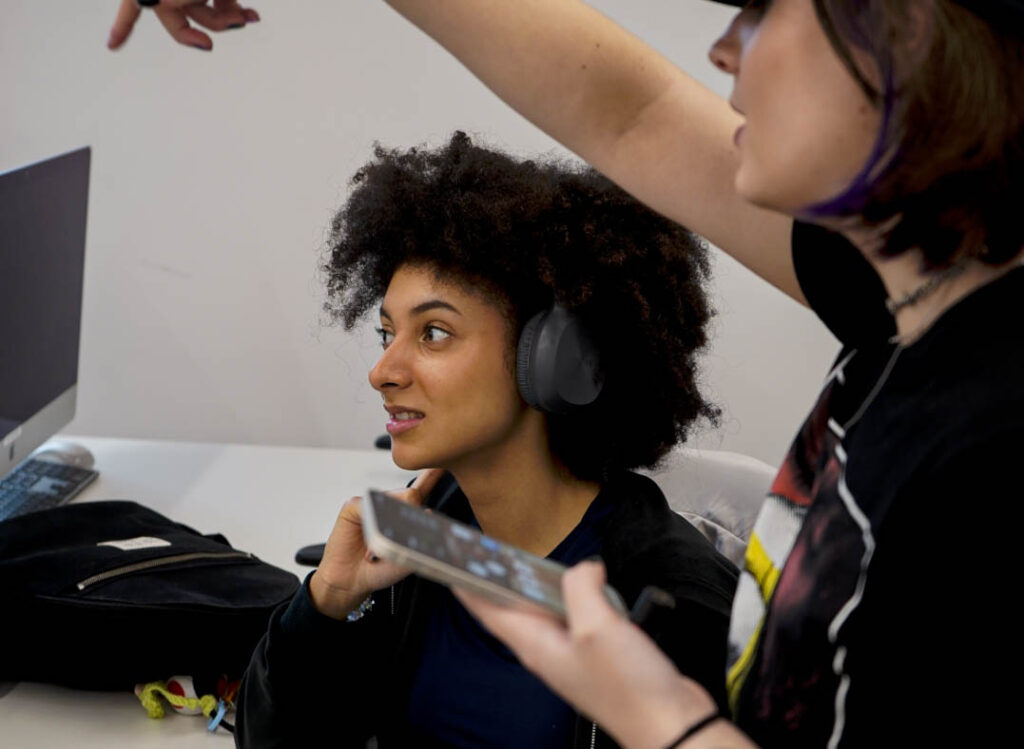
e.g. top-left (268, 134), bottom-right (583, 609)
top-left (0, 435), bottom-right (412, 748)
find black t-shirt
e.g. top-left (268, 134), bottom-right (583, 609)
top-left (405, 486), bottom-right (615, 748)
top-left (727, 222), bottom-right (1024, 747)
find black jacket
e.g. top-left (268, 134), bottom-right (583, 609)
top-left (236, 471), bottom-right (737, 748)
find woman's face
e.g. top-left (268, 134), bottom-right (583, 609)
top-left (709, 0), bottom-right (882, 214)
top-left (369, 264), bottom-right (529, 472)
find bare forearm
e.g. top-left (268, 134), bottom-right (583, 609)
top-left (610, 672), bottom-right (759, 749)
top-left (659, 718), bottom-right (760, 749)
top-left (385, 0), bottom-right (677, 157)
top-left (384, 0), bottom-right (803, 303)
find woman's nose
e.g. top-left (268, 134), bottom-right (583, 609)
top-left (708, 12), bottom-right (744, 75)
top-left (369, 342), bottom-right (411, 392)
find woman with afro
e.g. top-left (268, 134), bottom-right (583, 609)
top-left (235, 132), bottom-right (736, 748)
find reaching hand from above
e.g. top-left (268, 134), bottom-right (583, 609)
top-left (108, 0), bottom-right (260, 51)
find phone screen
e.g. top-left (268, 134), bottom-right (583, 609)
top-left (367, 490), bottom-right (566, 613)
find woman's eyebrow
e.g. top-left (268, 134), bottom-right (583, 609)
top-left (378, 299), bottom-right (461, 320)
top-left (411, 299), bottom-right (461, 316)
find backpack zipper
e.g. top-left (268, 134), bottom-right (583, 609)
top-left (75, 551), bottom-right (252, 591)
top-left (590, 721), bottom-right (597, 749)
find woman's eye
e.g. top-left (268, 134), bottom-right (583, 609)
top-left (375, 327), bottom-right (394, 348)
top-left (422, 325), bottom-right (452, 343)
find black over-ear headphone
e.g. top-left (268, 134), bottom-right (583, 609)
top-left (516, 305), bottom-right (604, 414)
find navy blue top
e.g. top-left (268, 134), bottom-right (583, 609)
top-left (405, 488), bottom-right (616, 747)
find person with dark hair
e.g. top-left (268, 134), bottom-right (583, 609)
top-left (365, 2), bottom-right (1020, 748)
top-left (233, 132), bottom-right (737, 748)
top-left (109, 0), bottom-right (1024, 746)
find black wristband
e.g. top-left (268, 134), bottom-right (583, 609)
top-left (663, 709), bottom-right (721, 749)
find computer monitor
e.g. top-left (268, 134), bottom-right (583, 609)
top-left (0, 147), bottom-right (91, 477)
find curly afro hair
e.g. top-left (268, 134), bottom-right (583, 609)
top-left (324, 131), bottom-right (718, 481)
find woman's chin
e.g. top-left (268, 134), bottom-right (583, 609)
top-left (391, 452), bottom-right (422, 471)
top-left (390, 447), bottom-right (456, 475)
top-left (390, 446), bottom-right (435, 472)
top-left (735, 168), bottom-right (806, 216)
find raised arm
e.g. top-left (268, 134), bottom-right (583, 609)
top-left (108, 0), bottom-right (802, 302)
top-left (384, 0), bottom-right (803, 303)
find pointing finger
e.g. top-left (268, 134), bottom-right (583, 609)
top-left (108, 0), bottom-right (141, 49)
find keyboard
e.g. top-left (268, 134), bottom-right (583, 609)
top-left (0, 458), bottom-right (99, 522)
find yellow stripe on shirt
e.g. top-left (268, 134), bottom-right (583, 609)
top-left (746, 532), bottom-right (782, 601)
top-left (725, 532), bottom-right (784, 713)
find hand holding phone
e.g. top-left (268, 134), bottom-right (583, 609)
top-left (307, 469), bottom-right (446, 620)
top-left (361, 488), bottom-right (629, 620)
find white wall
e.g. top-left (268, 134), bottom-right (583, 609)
top-left (0, 0), bottom-right (839, 468)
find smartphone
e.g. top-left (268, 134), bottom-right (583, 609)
top-left (362, 488), bottom-right (628, 620)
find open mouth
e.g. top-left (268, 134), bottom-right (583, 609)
top-left (390, 410), bottom-right (424, 421)
top-left (385, 407), bottom-right (425, 435)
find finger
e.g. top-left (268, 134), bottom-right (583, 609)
top-left (410, 467), bottom-right (446, 499)
top-left (212, 0), bottom-right (259, 15)
top-left (562, 560), bottom-right (619, 635)
top-left (388, 468), bottom-right (446, 507)
top-left (185, 3), bottom-right (248, 31)
top-left (337, 495), bottom-right (364, 526)
top-left (108, 0), bottom-right (141, 49)
top-left (154, 5), bottom-right (214, 50)
top-left (212, 0), bottom-right (259, 21)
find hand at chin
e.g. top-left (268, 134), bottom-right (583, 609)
top-left (312, 468), bottom-right (447, 618)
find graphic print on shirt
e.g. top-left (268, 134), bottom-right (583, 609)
top-left (727, 350), bottom-right (874, 747)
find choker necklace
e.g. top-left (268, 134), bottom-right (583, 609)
top-left (885, 260), bottom-right (968, 316)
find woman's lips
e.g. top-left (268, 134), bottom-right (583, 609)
top-left (385, 411), bottom-right (425, 435)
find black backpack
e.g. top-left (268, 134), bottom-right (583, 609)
top-left (0, 500), bottom-right (299, 691)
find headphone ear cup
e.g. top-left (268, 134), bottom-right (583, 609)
top-left (517, 306), bottom-right (603, 414)
top-left (516, 310), bottom-right (545, 410)
top-left (554, 314), bottom-right (604, 409)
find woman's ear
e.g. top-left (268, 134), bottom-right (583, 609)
top-left (893, 0), bottom-right (936, 77)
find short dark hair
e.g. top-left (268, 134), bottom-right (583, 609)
top-left (808, 0), bottom-right (1024, 269)
top-left (323, 131), bottom-right (718, 481)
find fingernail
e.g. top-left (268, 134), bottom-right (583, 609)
top-left (229, 23), bottom-right (244, 29)
top-left (192, 44), bottom-right (210, 51)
